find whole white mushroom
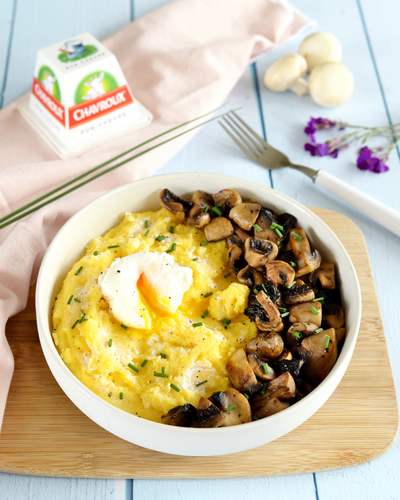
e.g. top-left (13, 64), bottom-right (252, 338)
top-left (299, 32), bottom-right (342, 71)
top-left (264, 54), bottom-right (308, 96)
top-left (309, 62), bottom-right (354, 108)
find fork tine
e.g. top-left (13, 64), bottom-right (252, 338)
top-left (226, 114), bottom-right (265, 153)
top-left (219, 121), bottom-right (259, 162)
top-left (222, 116), bottom-right (261, 156)
top-left (232, 111), bottom-right (269, 148)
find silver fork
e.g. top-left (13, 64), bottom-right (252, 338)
top-left (220, 112), bottom-right (400, 238)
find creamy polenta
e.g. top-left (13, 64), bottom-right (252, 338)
top-left (52, 207), bottom-right (257, 422)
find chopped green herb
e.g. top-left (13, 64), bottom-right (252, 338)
top-left (281, 312), bottom-right (290, 318)
top-left (270, 223), bottom-right (277, 230)
top-left (144, 229), bottom-right (150, 236)
top-left (216, 203), bottom-right (222, 208)
top-left (225, 404), bottom-right (237, 412)
top-left (141, 359), bottom-right (148, 367)
top-left (291, 231), bottom-right (303, 241)
top-left (261, 284), bottom-right (268, 294)
top-left (322, 315), bottom-right (327, 321)
top-left (292, 331), bottom-right (302, 338)
top-left (224, 273), bottom-right (231, 278)
top-left (212, 206), bottom-right (222, 216)
top-left (260, 383), bottom-right (267, 395)
top-left (286, 280), bottom-right (296, 289)
top-left (312, 297), bottom-right (324, 303)
top-left (278, 307), bottom-right (287, 313)
top-left (324, 335), bottom-right (330, 348)
top-left (253, 224), bottom-right (262, 232)
top-left (275, 228), bottom-right (283, 238)
top-left (154, 372), bottom-right (169, 378)
top-left (263, 363), bottom-right (269, 374)
top-left (244, 393), bottom-right (249, 400)
top-left (81, 309), bottom-right (86, 316)
top-left (201, 310), bottom-right (209, 319)
top-left (108, 244), bottom-right (120, 249)
top-left (253, 416), bottom-right (260, 421)
top-left (159, 352), bottom-right (167, 359)
top-left (67, 295), bottom-right (73, 305)
top-left (145, 220), bottom-right (149, 228)
top-left (314, 328), bottom-right (323, 334)
top-left (121, 324), bottom-right (128, 329)
top-left (193, 322), bottom-right (203, 328)
top-left (128, 363), bottom-right (139, 373)
top-left (169, 226), bottom-right (174, 233)
top-left (108, 338), bottom-right (113, 347)
top-left (156, 235), bottom-right (166, 242)
top-left (75, 266), bottom-right (83, 276)
top-left (200, 241), bottom-right (208, 246)
top-left (170, 384), bottom-right (180, 392)
top-left (108, 392), bottom-right (112, 397)
top-left (71, 319), bottom-right (79, 329)
top-left (278, 243), bottom-right (283, 252)
top-left (166, 243), bottom-right (177, 253)
top-left (161, 367), bottom-right (165, 374)
top-left (275, 223), bottom-right (284, 230)
top-left (204, 292), bottom-right (213, 298)
top-left (119, 392), bottom-right (123, 400)
top-left (94, 251), bottom-right (98, 256)
top-left (289, 261), bottom-right (297, 268)
top-left (310, 306), bottom-right (319, 315)
top-left (204, 205), bottom-right (209, 213)
top-left (193, 258), bottom-right (199, 261)
top-left (196, 380), bottom-right (208, 387)
top-left (222, 318), bottom-right (231, 325)
top-left (74, 297), bottom-right (81, 303)
top-left (253, 289), bottom-right (259, 294)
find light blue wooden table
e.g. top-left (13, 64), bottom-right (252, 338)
top-left (1, 0), bottom-right (399, 499)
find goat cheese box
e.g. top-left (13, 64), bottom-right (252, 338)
top-left (19, 32), bottom-right (152, 158)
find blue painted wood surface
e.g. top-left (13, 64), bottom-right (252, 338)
top-left (1, 0), bottom-right (399, 498)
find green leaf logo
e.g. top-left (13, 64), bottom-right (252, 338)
top-left (74, 71), bottom-right (118, 104)
top-left (38, 65), bottom-right (61, 102)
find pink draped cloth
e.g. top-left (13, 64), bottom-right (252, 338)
top-left (0, 0), bottom-right (312, 429)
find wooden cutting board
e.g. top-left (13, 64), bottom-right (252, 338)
top-left (1, 208), bottom-right (398, 478)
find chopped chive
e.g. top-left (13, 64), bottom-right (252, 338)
top-left (154, 372), bottom-right (169, 378)
top-left (225, 404), bottom-right (237, 412)
top-left (200, 241), bottom-right (208, 246)
top-left (261, 284), bottom-right (268, 294)
top-left (74, 297), bottom-right (81, 303)
top-left (286, 280), bottom-right (296, 289)
top-left (170, 226), bottom-right (174, 233)
top-left (145, 220), bottom-right (149, 228)
top-left (196, 380), bottom-right (208, 387)
top-left (260, 383), bottom-right (267, 395)
top-left (212, 207), bottom-right (222, 216)
top-left (275, 228), bottom-right (283, 238)
top-left (322, 315), bottom-right (327, 321)
top-left (141, 359), bottom-right (148, 367)
top-left (67, 295), bottom-right (73, 305)
top-left (291, 231), bottom-right (303, 241)
top-left (193, 322), bottom-right (203, 328)
top-left (253, 416), bottom-right (260, 421)
top-left (224, 273), bottom-right (231, 278)
top-left (253, 289), bottom-right (259, 294)
top-left (160, 352), bottom-right (167, 359)
top-left (82, 318), bottom-right (89, 322)
top-left (270, 223), bottom-right (277, 230)
top-left (204, 292), bottom-right (213, 298)
top-left (263, 363), bottom-right (269, 374)
top-left (156, 235), bottom-right (166, 242)
top-left (278, 307), bottom-right (287, 313)
top-left (324, 335), bottom-right (330, 348)
top-left (108, 392), bottom-right (112, 397)
top-left (253, 224), bottom-right (262, 232)
top-left (204, 205), bottom-right (209, 213)
top-left (275, 223), bottom-right (284, 230)
top-left (121, 324), bottom-right (128, 329)
top-left (201, 310), bottom-right (209, 319)
top-left (162, 366), bottom-right (165, 373)
top-left (170, 384), bottom-right (180, 392)
top-left (81, 309), bottom-right (86, 316)
top-left (128, 363), bottom-right (139, 373)
top-left (193, 258), bottom-right (199, 261)
top-left (108, 244), bottom-right (119, 249)
top-left (314, 328), bottom-right (323, 334)
top-left (289, 261), bottom-right (297, 268)
top-left (94, 251), bottom-right (98, 256)
top-left (108, 338), bottom-right (113, 347)
top-left (281, 312), bottom-right (290, 318)
top-left (216, 203), bottom-right (222, 208)
top-left (222, 318), bottom-right (231, 325)
top-left (144, 229), bottom-right (150, 236)
top-left (244, 393), bottom-right (249, 400)
top-left (292, 330), bottom-right (302, 338)
top-left (75, 266), bottom-right (83, 276)
top-left (166, 243), bottom-right (177, 253)
top-left (278, 243), bottom-right (283, 252)
top-left (310, 306), bottom-right (319, 315)
top-left (119, 392), bottom-right (123, 400)
top-left (71, 319), bottom-right (79, 329)
top-left (313, 297), bottom-right (324, 303)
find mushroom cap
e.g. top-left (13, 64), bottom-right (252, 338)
top-left (264, 54), bottom-right (307, 92)
top-left (309, 62), bottom-right (354, 108)
top-left (299, 31), bottom-right (342, 71)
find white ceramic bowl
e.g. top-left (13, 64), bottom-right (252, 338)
top-left (36, 173), bottom-right (361, 456)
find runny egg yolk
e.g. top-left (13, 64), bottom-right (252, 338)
top-left (98, 252), bottom-right (193, 330)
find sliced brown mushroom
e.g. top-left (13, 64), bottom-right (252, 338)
top-left (232, 223), bottom-right (251, 242)
top-left (226, 348), bottom-right (263, 395)
top-left (252, 269), bottom-right (265, 285)
top-left (254, 290), bottom-right (284, 332)
top-left (286, 322), bottom-right (319, 347)
top-left (161, 403), bottom-right (197, 427)
top-left (289, 228), bottom-right (321, 277)
top-left (227, 244), bottom-right (246, 275)
top-left (247, 354), bottom-right (276, 381)
top-left (213, 189), bottom-right (242, 213)
top-left (204, 216), bottom-right (234, 242)
top-left (237, 265), bottom-right (256, 287)
top-left (229, 203), bottom-right (261, 231)
top-left (266, 260), bottom-right (295, 289)
top-left (277, 349), bottom-right (293, 361)
top-left (246, 331), bottom-right (284, 361)
top-left (186, 203), bottom-right (211, 228)
top-left (191, 190), bottom-right (214, 208)
top-left (244, 237), bottom-right (278, 267)
top-left (253, 397), bottom-right (290, 420)
top-left (267, 371), bottom-right (296, 398)
top-left (209, 388), bottom-right (252, 426)
top-left (191, 397), bottom-right (225, 428)
top-left (324, 304), bottom-right (345, 329)
top-left (315, 262), bottom-right (336, 289)
top-left (301, 328), bottom-right (338, 386)
top-left (289, 301), bottom-right (322, 326)
top-left (159, 188), bottom-right (193, 220)
top-left (282, 284), bottom-right (315, 305)
top-left (254, 209), bottom-right (282, 244)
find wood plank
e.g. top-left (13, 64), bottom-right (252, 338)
top-left (0, 208), bottom-right (397, 478)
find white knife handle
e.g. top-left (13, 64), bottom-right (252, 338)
top-left (314, 170), bottom-right (400, 237)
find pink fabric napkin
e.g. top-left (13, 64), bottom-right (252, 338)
top-left (0, 0), bottom-right (312, 429)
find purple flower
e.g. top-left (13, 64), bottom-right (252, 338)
top-left (304, 142), bottom-right (330, 157)
top-left (357, 146), bottom-right (389, 173)
top-left (304, 143), bottom-right (318, 156)
top-left (370, 158), bottom-right (389, 173)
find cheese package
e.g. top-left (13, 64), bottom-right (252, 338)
top-left (19, 32), bottom-right (152, 158)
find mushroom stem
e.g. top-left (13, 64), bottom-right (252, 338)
top-left (289, 77), bottom-right (308, 96)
